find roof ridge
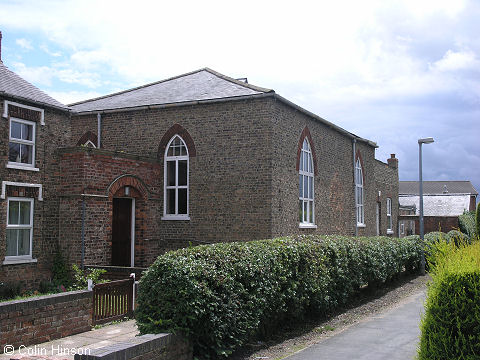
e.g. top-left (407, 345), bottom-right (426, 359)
top-left (68, 68), bottom-right (273, 107)
top-left (202, 67), bottom-right (273, 94)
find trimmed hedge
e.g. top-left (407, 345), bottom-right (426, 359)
top-left (136, 235), bottom-right (422, 359)
top-left (418, 240), bottom-right (480, 359)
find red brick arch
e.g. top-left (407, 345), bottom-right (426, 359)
top-left (107, 175), bottom-right (149, 200)
top-left (158, 124), bottom-right (197, 159)
top-left (296, 126), bottom-right (318, 176)
top-left (76, 131), bottom-right (98, 147)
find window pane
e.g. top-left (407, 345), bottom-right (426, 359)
top-left (299, 175), bottom-right (303, 198)
top-left (18, 229), bottom-right (30, 256)
top-left (299, 200), bottom-right (303, 222)
top-left (167, 161), bottom-right (176, 186)
top-left (167, 145), bottom-right (174, 157)
top-left (303, 201), bottom-right (307, 222)
top-left (309, 154), bottom-right (313, 173)
top-left (179, 142), bottom-right (187, 156)
top-left (299, 152), bottom-right (303, 171)
top-left (309, 176), bottom-right (313, 199)
top-left (166, 189), bottom-right (176, 214)
top-left (22, 123), bottom-right (33, 141)
top-left (9, 142), bottom-right (20, 163)
top-left (11, 121), bottom-right (21, 139)
top-left (6, 230), bottom-right (17, 256)
top-left (178, 160), bottom-right (187, 186)
top-left (8, 201), bottom-right (20, 225)
top-left (19, 201), bottom-right (31, 225)
top-left (20, 144), bottom-right (33, 164)
top-left (178, 189), bottom-right (187, 214)
top-left (309, 201), bottom-right (314, 223)
top-left (304, 176), bottom-right (308, 198)
top-left (303, 152), bottom-right (308, 172)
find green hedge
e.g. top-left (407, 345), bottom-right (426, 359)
top-left (418, 240), bottom-right (480, 359)
top-left (136, 235), bottom-right (422, 359)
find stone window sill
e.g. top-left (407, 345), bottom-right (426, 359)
top-left (299, 223), bottom-right (317, 229)
top-left (3, 257), bottom-right (38, 265)
top-left (6, 163), bottom-right (39, 172)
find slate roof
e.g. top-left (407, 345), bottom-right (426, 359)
top-left (0, 61), bottom-right (68, 110)
top-left (70, 68), bottom-right (273, 113)
top-left (399, 181), bottom-right (478, 195)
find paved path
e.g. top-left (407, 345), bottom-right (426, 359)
top-left (285, 290), bottom-right (426, 360)
top-left (0, 320), bottom-right (138, 359)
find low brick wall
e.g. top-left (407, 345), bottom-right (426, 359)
top-left (0, 290), bottom-right (92, 352)
top-left (74, 333), bottom-right (192, 360)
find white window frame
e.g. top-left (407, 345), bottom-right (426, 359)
top-left (162, 135), bottom-right (190, 220)
top-left (355, 158), bottom-right (365, 226)
top-left (7, 117), bottom-right (38, 171)
top-left (4, 197), bottom-right (35, 264)
top-left (299, 138), bottom-right (316, 228)
top-left (387, 197), bottom-right (393, 234)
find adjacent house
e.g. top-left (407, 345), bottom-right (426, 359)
top-left (0, 32), bottom-right (399, 287)
top-left (398, 180), bottom-right (478, 235)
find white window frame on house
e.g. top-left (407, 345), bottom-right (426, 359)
top-left (387, 197), bottom-right (393, 234)
top-left (355, 158), bottom-right (365, 227)
top-left (3, 197), bottom-right (37, 265)
top-left (7, 117), bottom-right (39, 171)
top-left (162, 135), bottom-right (190, 220)
top-left (299, 138), bottom-right (316, 228)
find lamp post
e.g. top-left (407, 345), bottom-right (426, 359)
top-left (418, 137), bottom-right (434, 275)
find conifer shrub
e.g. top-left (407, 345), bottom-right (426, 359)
top-left (458, 210), bottom-right (476, 239)
top-left (136, 235), bottom-right (422, 359)
top-left (418, 240), bottom-right (480, 359)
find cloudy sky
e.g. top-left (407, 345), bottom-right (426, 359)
top-left (1, 0), bottom-right (479, 200)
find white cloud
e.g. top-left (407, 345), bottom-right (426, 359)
top-left (15, 38), bottom-right (33, 50)
top-left (40, 44), bottom-right (62, 57)
top-left (431, 49), bottom-right (478, 72)
top-left (12, 62), bottom-right (53, 86)
top-left (48, 90), bottom-right (103, 105)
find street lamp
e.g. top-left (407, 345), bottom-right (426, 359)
top-left (418, 137), bottom-right (434, 275)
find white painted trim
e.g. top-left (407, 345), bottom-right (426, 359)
top-left (1, 181), bottom-right (43, 201)
top-left (3, 100), bottom-right (45, 125)
top-left (299, 223), bottom-right (318, 229)
top-left (6, 163), bottom-right (40, 171)
top-left (131, 198), bottom-right (135, 267)
top-left (83, 140), bottom-right (97, 148)
top-left (357, 223), bottom-right (366, 228)
top-left (164, 135), bottom-right (189, 218)
top-left (2, 257), bottom-right (37, 265)
top-left (5, 197), bottom-right (34, 259)
top-left (9, 117), bottom-right (36, 167)
top-left (161, 215), bottom-right (191, 221)
top-left (299, 138), bottom-right (315, 226)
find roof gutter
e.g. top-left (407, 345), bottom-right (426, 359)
top-left (0, 91), bottom-right (70, 113)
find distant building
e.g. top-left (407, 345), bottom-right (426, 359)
top-left (398, 181), bottom-right (478, 235)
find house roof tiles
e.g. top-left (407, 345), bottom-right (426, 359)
top-left (70, 68), bottom-right (272, 113)
top-left (0, 61), bottom-right (68, 110)
top-left (399, 181), bottom-right (478, 195)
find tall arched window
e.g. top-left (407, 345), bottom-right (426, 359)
top-left (299, 138), bottom-right (315, 226)
top-left (355, 158), bottom-right (364, 225)
top-left (163, 135), bottom-right (189, 219)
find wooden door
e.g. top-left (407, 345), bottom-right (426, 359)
top-left (112, 198), bottom-right (132, 266)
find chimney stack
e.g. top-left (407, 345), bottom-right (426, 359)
top-left (0, 31), bottom-right (2, 62)
top-left (387, 153), bottom-right (398, 169)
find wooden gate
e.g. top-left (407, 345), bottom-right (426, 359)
top-left (92, 277), bottom-right (134, 325)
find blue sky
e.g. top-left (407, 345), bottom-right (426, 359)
top-left (1, 0), bottom-right (479, 202)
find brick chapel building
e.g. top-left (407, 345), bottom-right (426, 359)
top-left (0, 34), bottom-right (399, 287)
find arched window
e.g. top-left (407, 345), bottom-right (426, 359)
top-left (299, 138), bottom-right (315, 225)
top-left (163, 135), bottom-right (189, 219)
top-left (355, 158), bottom-right (364, 225)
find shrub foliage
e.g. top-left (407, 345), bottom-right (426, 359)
top-left (418, 240), bottom-right (480, 359)
top-left (458, 210), bottom-right (476, 240)
top-left (136, 235), bottom-right (422, 359)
